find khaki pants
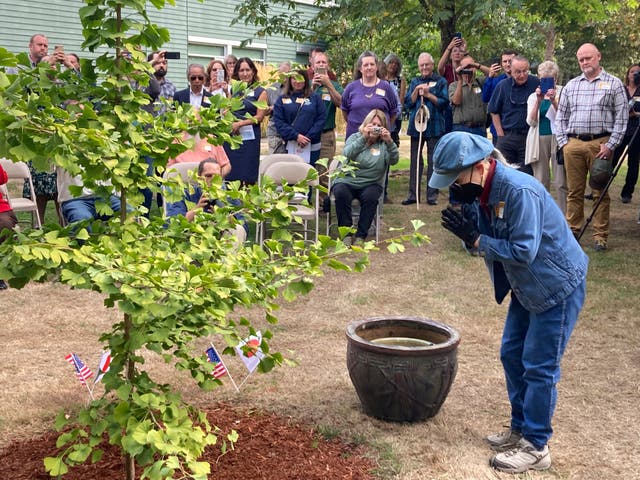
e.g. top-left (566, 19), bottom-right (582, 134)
top-left (320, 130), bottom-right (336, 162)
top-left (317, 130), bottom-right (336, 200)
top-left (564, 137), bottom-right (610, 241)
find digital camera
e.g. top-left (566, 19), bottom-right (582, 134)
top-left (371, 126), bottom-right (382, 135)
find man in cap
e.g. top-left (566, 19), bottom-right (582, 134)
top-left (430, 131), bottom-right (588, 474)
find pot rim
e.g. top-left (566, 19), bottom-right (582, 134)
top-left (346, 316), bottom-right (460, 354)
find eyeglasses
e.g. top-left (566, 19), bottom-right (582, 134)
top-left (190, 75), bottom-right (204, 81)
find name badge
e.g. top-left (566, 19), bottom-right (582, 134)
top-left (370, 148), bottom-right (380, 156)
top-left (322, 93), bottom-right (331, 101)
top-left (598, 82), bottom-right (611, 90)
top-left (295, 97), bottom-right (305, 104)
top-left (247, 90), bottom-right (255, 97)
top-left (282, 98), bottom-right (292, 104)
top-left (474, 87), bottom-right (482, 94)
top-left (495, 201), bottom-right (505, 219)
top-left (375, 88), bottom-right (386, 97)
top-left (428, 82), bottom-right (437, 88)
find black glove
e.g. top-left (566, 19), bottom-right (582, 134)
top-left (441, 206), bottom-right (480, 249)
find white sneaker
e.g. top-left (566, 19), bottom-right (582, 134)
top-left (490, 438), bottom-right (551, 474)
top-left (485, 428), bottom-right (522, 451)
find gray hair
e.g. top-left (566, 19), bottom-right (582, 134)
top-left (384, 53), bottom-right (402, 74)
top-left (186, 63), bottom-right (205, 78)
top-left (198, 157), bottom-right (219, 175)
top-left (354, 50), bottom-right (379, 80)
top-left (418, 52), bottom-right (434, 64)
top-left (537, 60), bottom-right (559, 80)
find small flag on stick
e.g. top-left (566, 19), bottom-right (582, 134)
top-left (65, 352), bottom-right (95, 401)
top-left (235, 332), bottom-right (265, 374)
top-left (65, 353), bottom-right (94, 385)
top-left (93, 350), bottom-right (112, 384)
top-left (206, 346), bottom-right (228, 379)
top-left (206, 344), bottom-right (240, 392)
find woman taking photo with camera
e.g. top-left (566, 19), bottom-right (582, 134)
top-left (524, 61), bottom-right (567, 213)
top-left (206, 59), bottom-right (230, 97)
top-left (332, 109), bottom-right (398, 244)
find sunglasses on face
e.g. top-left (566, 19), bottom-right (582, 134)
top-left (190, 75), bottom-right (204, 81)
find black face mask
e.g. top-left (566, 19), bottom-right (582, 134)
top-left (450, 182), bottom-right (483, 204)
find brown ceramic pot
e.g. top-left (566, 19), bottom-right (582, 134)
top-left (346, 316), bottom-right (460, 422)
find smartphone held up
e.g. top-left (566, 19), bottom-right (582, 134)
top-left (540, 77), bottom-right (555, 94)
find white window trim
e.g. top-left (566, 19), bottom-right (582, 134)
top-left (188, 36), bottom-right (267, 59)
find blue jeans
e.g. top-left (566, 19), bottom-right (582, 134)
top-left (500, 279), bottom-right (586, 449)
top-left (62, 195), bottom-right (121, 225)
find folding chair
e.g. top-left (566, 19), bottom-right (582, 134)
top-left (255, 153), bottom-right (306, 242)
top-left (0, 158), bottom-right (42, 228)
top-left (258, 153), bottom-right (306, 180)
top-left (162, 161), bottom-right (246, 246)
top-left (258, 161), bottom-right (319, 245)
top-left (325, 159), bottom-right (385, 243)
top-left (161, 162), bottom-right (200, 217)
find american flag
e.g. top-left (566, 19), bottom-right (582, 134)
top-left (206, 346), bottom-right (228, 379)
top-left (65, 353), bottom-right (94, 385)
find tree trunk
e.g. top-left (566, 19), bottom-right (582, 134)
top-left (439, 0), bottom-right (457, 54)
top-left (124, 313), bottom-right (135, 480)
top-left (544, 22), bottom-right (556, 61)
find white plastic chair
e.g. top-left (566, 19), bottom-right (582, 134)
top-left (0, 158), bottom-right (42, 228)
top-left (161, 162), bottom-right (200, 217)
top-left (325, 159), bottom-right (385, 243)
top-left (258, 153), bottom-right (306, 179)
top-left (162, 161), bottom-right (246, 246)
top-left (257, 161), bottom-right (319, 245)
top-left (256, 153), bottom-right (306, 242)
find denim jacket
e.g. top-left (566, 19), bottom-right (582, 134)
top-left (404, 75), bottom-right (449, 138)
top-left (474, 161), bottom-right (588, 313)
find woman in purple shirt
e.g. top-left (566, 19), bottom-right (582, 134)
top-left (341, 51), bottom-right (398, 140)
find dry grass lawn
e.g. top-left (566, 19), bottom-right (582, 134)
top-left (2, 144), bottom-right (640, 479)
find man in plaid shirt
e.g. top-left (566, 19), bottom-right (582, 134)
top-left (556, 43), bottom-right (628, 251)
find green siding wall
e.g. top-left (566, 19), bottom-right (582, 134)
top-left (0, 0), bottom-right (321, 87)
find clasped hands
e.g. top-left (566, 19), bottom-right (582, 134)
top-left (441, 206), bottom-right (480, 249)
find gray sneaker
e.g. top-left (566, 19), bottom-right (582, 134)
top-left (490, 438), bottom-right (551, 474)
top-left (486, 428), bottom-right (523, 451)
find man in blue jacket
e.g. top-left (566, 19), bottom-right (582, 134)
top-left (403, 52), bottom-right (449, 205)
top-left (430, 132), bottom-right (588, 474)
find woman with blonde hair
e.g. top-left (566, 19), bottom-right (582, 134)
top-left (332, 109), bottom-right (399, 243)
top-left (524, 60), bottom-right (567, 212)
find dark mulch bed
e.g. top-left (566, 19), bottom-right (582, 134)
top-left (0, 403), bottom-right (375, 479)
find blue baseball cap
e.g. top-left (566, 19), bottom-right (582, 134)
top-left (429, 132), bottom-right (494, 189)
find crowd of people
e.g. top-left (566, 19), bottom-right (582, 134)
top-left (3, 30), bottom-right (640, 476)
top-left (5, 33), bottom-right (639, 253)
